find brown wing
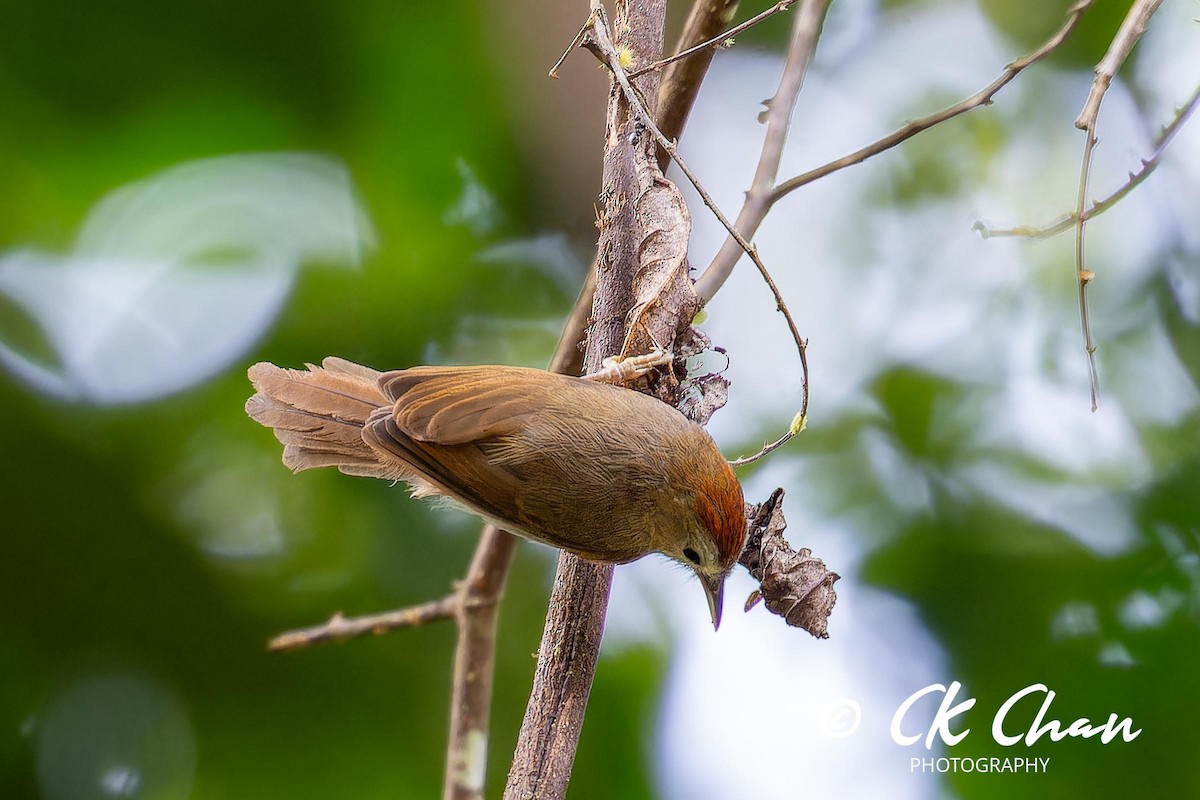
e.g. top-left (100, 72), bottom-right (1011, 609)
top-left (377, 366), bottom-right (570, 444)
top-left (361, 408), bottom-right (524, 525)
top-left (362, 366), bottom-right (576, 531)
top-left (366, 366), bottom-right (690, 561)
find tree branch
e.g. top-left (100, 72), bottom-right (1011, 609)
top-left (976, 81), bottom-right (1200, 239)
top-left (1071, 0), bottom-right (1164, 412)
top-left (443, 525), bottom-right (520, 799)
top-left (505, 1), bottom-right (672, 796)
top-left (767, 0), bottom-right (1094, 204)
top-left (1074, 0), bottom-right (1163, 131)
top-left (268, 598), bottom-right (457, 651)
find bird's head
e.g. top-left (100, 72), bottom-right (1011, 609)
top-left (664, 461), bottom-right (747, 630)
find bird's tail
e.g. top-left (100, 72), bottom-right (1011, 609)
top-left (246, 357), bottom-right (397, 480)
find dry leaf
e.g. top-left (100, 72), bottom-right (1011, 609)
top-left (739, 488), bottom-right (839, 638)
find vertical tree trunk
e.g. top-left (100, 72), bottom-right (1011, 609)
top-left (503, 1), bottom-right (668, 798)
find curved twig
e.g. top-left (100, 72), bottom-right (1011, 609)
top-left (729, 406), bottom-right (808, 467)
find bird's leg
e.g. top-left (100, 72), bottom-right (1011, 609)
top-left (584, 348), bottom-right (672, 385)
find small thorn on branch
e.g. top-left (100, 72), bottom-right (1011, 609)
top-left (268, 596), bottom-right (459, 652)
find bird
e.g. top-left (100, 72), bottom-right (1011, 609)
top-left (246, 356), bottom-right (747, 629)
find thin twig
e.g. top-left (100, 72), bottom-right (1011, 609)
top-left (1074, 120), bottom-right (1101, 411)
top-left (730, 407), bottom-right (807, 466)
top-left (585, 2), bottom-right (813, 456)
top-left (656, 0), bottom-right (741, 170)
top-left (1071, 0), bottom-right (1163, 412)
top-left (549, 15), bottom-right (595, 79)
top-left (629, 0), bottom-right (797, 78)
top-left (1075, 0), bottom-right (1164, 130)
top-left (690, 0), bottom-right (830, 463)
top-left (268, 597), bottom-right (458, 651)
top-left (978, 80), bottom-right (1200, 238)
top-left (768, 0), bottom-right (1094, 204)
top-left (730, 435), bottom-right (791, 466)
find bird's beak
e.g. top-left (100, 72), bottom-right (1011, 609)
top-left (699, 572), bottom-right (726, 631)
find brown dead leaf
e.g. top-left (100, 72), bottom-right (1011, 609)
top-left (739, 488), bottom-right (839, 638)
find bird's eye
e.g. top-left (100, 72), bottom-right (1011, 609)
top-left (683, 547), bottom-right (701, 565)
